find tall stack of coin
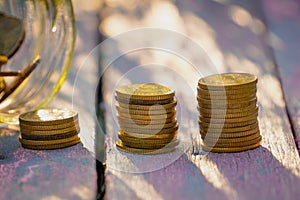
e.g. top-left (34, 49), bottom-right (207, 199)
top-left (115, 83), bottom-right (179, 154)
top-left (18, 109), bottom-right (81, 150)
top-left (197, 73), bottom-right (261, 153)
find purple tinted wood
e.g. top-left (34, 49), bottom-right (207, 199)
top-left (0, 130), bottom-right (96, 199)
top-left (262, 0), bottom-right (300, 152)
top-left (0, 0), bottom-right (101, 199)
top-left (100, 0), bottom-right (300, 199)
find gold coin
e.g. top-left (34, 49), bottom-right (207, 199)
top-left (198, 97), bottom-right (257, 109)
top-left (21, 130), bottom-right (79, 141)
top-left (198, 73), bottom-right (257, 90)
top-left (117, 111), bottom-right (176, 120)
top-left (116, 140), bottom-right (176, 154)
top-left (201, 141), bottom-right (261, 153)
top-left (198, 103), bottom-right (257, 114)
top-left (119, 130), bottom-right (177, 139)
top-left (116, 83), bottom-right (174, 100)
top-left (117, 116), bottom-right (176, 125)
top-left (0, 55), bottom-right (8, 63)
top-left (121, 124), bottom-right (178, 135)
top-left (197, 86), bottom-right (256, 96)
top-left (201, 131), bottom-right (260, 142)
top-left (199, 119), bottom-right (257, 129)
top-left (20, 126), bottom-right (80, 135)
top-left (199, 106), bottom-right (258, 118)
top-left (20, 120), bottom-right (79, 131)
top-left (0, 13), bottom-right (25, 58)
top-left (118, 133), bottom-right (176, 144)
top-left (198, 92), bottom-right (256, 101)
top-left (197, 88), bottom-right (256, 100)
top-left (200, 126), bottom-right (259, 138)
top-left (120, 124), bottom-right (178, 134)
top-left (200, 122), bottom-right (259, 133)
top-left (116, 96), bottom-right (174, 105)
top-left (197, 94), bottom-right (256, 104)
top-left (116, 106), bottom-right (175, 115)
top-left (118, 100), bottom-right (177, 110)
top-left (19, 109), bottom-right (78, 126)
top-left (19, 135), bottom-right (80, 145)
top-left (20, 138), bottom-right (81, 150)
top-left (199, 112), bottom-right (258, 123)
top-left (119, 121), bottom-right (178, 130)
top-left (203, 135), bottom-right (262, 148)
top-left (120, 138), bottom-right (179, 149)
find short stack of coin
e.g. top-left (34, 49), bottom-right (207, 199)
top-left (115, 83), bottom-right (179, 154)
top-left (18, 109), bottom-right (81, 150)
top-left (197, 73), bottom-right (261, 153)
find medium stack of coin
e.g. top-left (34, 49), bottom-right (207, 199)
top-left (18, 109), bottom-right (81, 150)
top-left (197, 73), bottom-right (261, 153)
top-left (115, 83), bottom-right (179, 154)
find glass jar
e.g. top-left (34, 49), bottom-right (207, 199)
top-left (0, 0), bottom-right (75, 124)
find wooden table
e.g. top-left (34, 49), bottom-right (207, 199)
top-left (1, 0), bottom-right (300, 199)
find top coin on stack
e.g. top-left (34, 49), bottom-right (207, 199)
top-left (197, 73), bottom-right (261, 153)
top-left (18, 108), bottom-right (81, 150)
top-left (115, 83), bottom-right (179, 154)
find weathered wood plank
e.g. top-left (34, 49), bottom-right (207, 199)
top-left (262, 0), bottom-right (300, 151)
top-left (0, 130), bottom-right (96, 200)
top-left (0, 1), bottom-right (101, 199)
top-left (100, 1), bottom-right (300, 199)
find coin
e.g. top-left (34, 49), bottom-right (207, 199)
top-left (20, 138), bottom-right (81, 150)
top-left (119, 121), bottom-right (178, 130)
top-left (121, 125), bottom-right (178, 135)
top-left (197, 94), bottom-right (256, 104)
top-left (197, 86), bottom-right (256, 96)
top-left (198, 97), bottom-right (257, 109)
top-left (20, 126), bottom-right (80, 135)
top-left (116, 96), bottom-right (174, 105)
top-left (121, 139), bottom-right (179, 149)
top-left (19, 109), bottom-right (78, 126)
top-left (0, 55), bottom-right (8, 64)
top-left (199, 112), bottom-right (258, 123)
top-left (0, 12), bottom-right (25, 58)
top-left (116, 83), bottom-right (174, 100)
top-left (119, 130), bottom-right (177, 139)
top-left (203, 135), bottom-right (262, 148)
top-left (197, 88), bottom-right (257, 100)
top-left (20, 120), bottom-right (79, 131)
top-left (118, 100), bottom-right (177, 111)
top-left (116, 106), bottom-right (175, 115)
top-left (202, 130), bottom-right (260, 142)
top-left (21, 130), bottom-right (79, 141)
top-left (199, 106), bottom-right (258, 118)
top-left (117, 116), bottom-right (176, 125)
top-left (200, 126), bottom-right (259, 138)
top-left (199, 119), bottom-right (257, 129)
top-left (199, 103), bottom-right (257, 114)
top-left (19, 135), bottom-right (80, 145)
top-left (201, 141), bottom-right (261, 153)
top-left (116, 140), bottom-right (176, 154)
top-left (200, 121), bottom-right (259, 133)
top-left (118, 133), bottom-right (176, 144)
top-left (118, 111), bottom-right (176, 120)
top-left (198, 73), bottom-right (257, 90)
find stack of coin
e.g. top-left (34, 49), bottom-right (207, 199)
top-left (115, 83), bottom-right (179, 154)
top-left (197, 73), bottom-right (261, 153)
top-left (18, 109), bottom-right (81, 150)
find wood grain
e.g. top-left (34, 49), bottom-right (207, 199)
top-left (262, 0), bottom-right (300, 152)
top-left (0, 1), bottom-right (101, 199)
top-left (101, 1), bottom-right (300, 199)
